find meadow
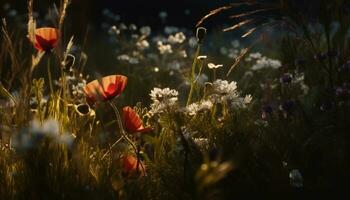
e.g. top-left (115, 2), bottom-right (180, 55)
top-left (0, 0), bottom-right (350, 199)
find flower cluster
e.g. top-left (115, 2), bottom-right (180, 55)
top-left (209, 79), bottom-right (252, 109)
top-left (168, 32), bottom-right (186, 44)
top-left (157, 41), bottom-right (173, 54)
top-left (149, 87), bottom-right (179, 115)
top-left (245, 52), bottom-right (282, 71)
top-left (185, 100), bottom-right (213, 116)
top-left (12, 119), bottom-right (75, 151)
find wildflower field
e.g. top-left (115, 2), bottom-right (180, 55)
top-left (0, 0), bottom-right (350, 199)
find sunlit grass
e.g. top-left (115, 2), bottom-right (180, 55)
top-left (1, 0), bottom-right (350, 199)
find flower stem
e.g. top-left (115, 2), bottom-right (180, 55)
top-left (186, 44), bottom-right (201, 106)
top-left (109, 101), bottom-right (138, 156)
top-left (213, 69), bottom-right (217, 81)
top-left (47, 57), bottom-right (54, 94)
top-left (101, 136), bottom-right (123, 159)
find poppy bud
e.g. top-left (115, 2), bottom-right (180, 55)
top-left (196, 27), bottom-right (207, 44)
top-left (62, 54), bottom-right (75, 72)
top-left (75, 103), bottom-right (89, 115)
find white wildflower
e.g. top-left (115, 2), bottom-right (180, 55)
top-left (118, 54), bottom-right (138, 64)
top-left (164, 26), bottom-right (179, 35)
top-left (231, 40), bottom-right (240, 48)
top-left (208, 63), bottom-right (223, 69)
top-left (179, 50), bottom-right (187, 58)
top-left (152, 35), bottom-right (167, 43)
top-left (131, 34), bottom-right (139, 39)
top-left (244, 94), bottom-right (252, 104)
top-left (136, 39), bottom-right (150, 50)
top-left (72, 81), bottom-right (86, 99)
top-left (168, 32), bottom-right (186, 44)
top-left (186, 100), bottom-right (213, 116)
top-left (119, 23), bottom-right (127, 30)
top-left (56, 134), bottom-right (75, 148)
top-left (193, 137), bottom-right (209, 151)
top-left (128, 57), bottom-right (139, 64)
top-left (188, 37), bottom-right (198, 48)
top-left (168, 61), bottom-right (181, 70)
top-left (149, 88), bottom-right (179, 115)
top-left (159, 11), bottom-right (168, 20)
top-left (220, 47), bottom-right (228, 55)
top-left (269, 59), bottom-right (282, 69)
top-left (251, 56), bottom-right (281, 71)
top-left (300, 83), bottom-right (309, 95)
top-left (117, 54), bottom-right (130, 61)
top-left (12, 119), bottom-right (75, 150)
top-left (289, 169), bottom-right (303, 188)
top-left (196, 74), bottom-right (209, 85)
top-left (147, 53), bottom-right (159, 60)
top-left (227, 49), bottom-right (239, 59)
top-left (30, 118), bottom-right (60, 137)
top-left (129, 24), bottom-right (137, 31)
top-left (212, 79), bottom-right (237, 95)
top-left (292, 73), bottom-right (305, 84)
top-left (157, 41), bottom-right (173, 54)
top-left (249, 52), bottom-right (262, 59)
top-left (140, 26), bottom-right (151, 36)
top-left (113, 15), bottom-right (121, 21)
top-left (108, 25), bottom-right (120, 35)
top-left (209, 79), bottom-right (251, 109)
top-left (245, 57), bottom-right (252, 62)
top-left (197, 55), bottom-right (207, 60)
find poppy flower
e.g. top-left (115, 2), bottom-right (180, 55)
top-left (83, 75), bottom-right (127, 103)
top-left (123, 106), bottom-right (152, 133)
top-left (123, 155), bottom-right (146, 177)
top-left (31, 27), bottom-right (59, 52)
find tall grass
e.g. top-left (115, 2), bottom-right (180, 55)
top-left (0, 0), bottom-right (350, 199)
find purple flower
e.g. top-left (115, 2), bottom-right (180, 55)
top-left (262, 104), bottom-right (273, 119)
top-left (294, 58), bottom-right (306, 66)
top-left (320, 101), bottom-right (335, 111)
top-left (279, 100), bottom-right (295, 117)
top-left (327, 50), bottom-right (339, 58)
top-left (280, 73), bottom-right (292, 84)
top-left (339, 61), bottom-right (350, 72)
top-left (280, 100), bottom-right (295, 112)
top-left (314, 52), bottom-right (327, 61)
top-left (335, 86), bottom-right (350, 100)
top-left (209, 146), bottom-right (219, 161)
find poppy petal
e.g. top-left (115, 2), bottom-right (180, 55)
top-left (123, 106), bottom-right (152, 133)
top-left (84, 75), bottom-right (128, 103)
top-left (33, 27), bottom-right (58, 52)
top-left (123, 155), bottom-right (146, 176)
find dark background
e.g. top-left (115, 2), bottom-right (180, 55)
top-left (0, 0), bottom-right (232, 29)
top-left (0, 0), bottom-right (236, 46)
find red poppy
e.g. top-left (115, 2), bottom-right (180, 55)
top-left (123, 155), bottom-right (146, 177)
top-left (31, 27), bottom-right (59, 52)
top-left (83, 75), bottom-right (127, 103)
top-left (123, 106), bottom-right (152, 133)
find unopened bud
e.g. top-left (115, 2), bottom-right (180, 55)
top-left (196, 27), bottom-right (207, 44)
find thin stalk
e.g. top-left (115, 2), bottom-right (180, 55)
top-left (101, 136), bottom-right (123, 159)
top-left (47, 57), bottom-right (54, 94)
top-left (194, 61), bottom-right (204, 83)
top-left (187, 44), bottom-right (201, 106)
top-left (109, 101), bottom-right (138, 155)
top-left (325, 25), bottom-right (334, 88)
top-left (213, 69), bottom-right (217, 81)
